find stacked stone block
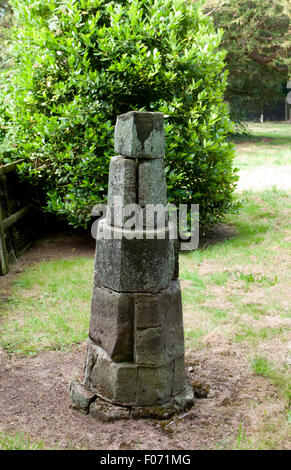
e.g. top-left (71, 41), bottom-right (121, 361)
top-left (70, 111), bottom-right (193, 420)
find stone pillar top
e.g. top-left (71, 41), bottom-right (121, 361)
top-left (114, 111), bottom-right (165, 160)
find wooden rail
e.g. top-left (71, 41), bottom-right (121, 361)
top-left (0, 161), bottom-right (22, 176)
top-left (0, 161), bottom-right (34, 275)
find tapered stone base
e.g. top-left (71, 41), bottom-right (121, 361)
top-left (71, 278), bottom-right (193, 419)
top-left (82, 340), bottom-right (188, 406)
top-left (70, 381), bottom-right (194, 422)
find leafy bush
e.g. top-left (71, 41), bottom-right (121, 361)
top-left (3, 0), bottom-right (238, 229)
top-left (0, 3), bottom-right (14, 158)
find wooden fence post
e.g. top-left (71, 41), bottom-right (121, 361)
top-left (0, 200), bottom-right (9, 275)
top-left (0, 160), bottom-right (34, 275)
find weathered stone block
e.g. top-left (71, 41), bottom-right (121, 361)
top-left (70, 381), bottom-right (96, 414)
top-left (89, 286), bottom-right (133, 362)
top-left (137, 158), bottom-right (168, 229)
top-left (114, 111), bottom-right (165, 159)
top-left (138, 158), bottom-right (167, 207)
top-left (135, 327), bottom-right (165, 366)
top-left (93, 270), bottom-right (101, 288)
top-left (106, 156), bottom-right (136, 227)
top-left (158, 281), bottom-right (185, 358)
top-left (95, 219), bottom-right (175, 293)
top-left (173, 383), bottom-right (194, 410)
top-left (136, 361), bottom-right (174, 406)
top-left (172, 355), bottom-right (187, 396)
top-left (133, 293), bottom-right (162, 329)
top-left (136, 205), bottom-right (169, 230)
top-left (173, 238), bottom-right (179, 280)
top-left (89, 398), bottom-right (130, 422)
top-left (85, 341), bottom-right (137, 405)
top-left (83, 339), bottom-right (99, 389)
top-left (133, 281), bottom-right (184, 342)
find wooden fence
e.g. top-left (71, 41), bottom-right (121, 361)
top-left (0, 161), bottom-right (37, 275)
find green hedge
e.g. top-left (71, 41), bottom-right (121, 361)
top-left (1, 0), bottom-right (238, 229)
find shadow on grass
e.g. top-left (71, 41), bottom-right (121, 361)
top-left (232, 133), bottom-right (291, 146)
top-left (199, 223), bottom-right (237, 249)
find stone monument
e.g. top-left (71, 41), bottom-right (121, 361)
top-left (70, 111), bottom-right (193, 421)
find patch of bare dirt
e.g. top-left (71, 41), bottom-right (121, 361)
top-left (16, 231), bottom-right (95, 263)
top-left (0, 343), bottom-right (288, 450)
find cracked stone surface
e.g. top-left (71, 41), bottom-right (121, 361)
top-left (95, 219), bottom-right (175, 293)
top-left (114, 111), bottom-right (165, 159)
top-left (89, 286), bottom-right (134, 362)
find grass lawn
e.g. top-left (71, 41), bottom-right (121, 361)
top-left (0, 431), bottom-right (45, 450)
top-left (234, 122), bottom-right (291, 169)
top-left (0, 257), bottom-right (93, 356)
top-left (0, 122), bottom-right (290, 450)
